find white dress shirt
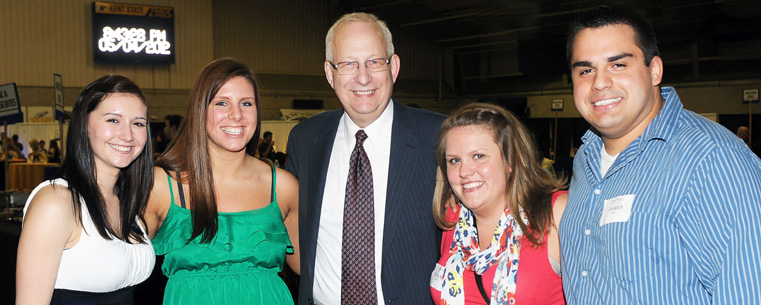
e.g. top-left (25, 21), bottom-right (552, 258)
top-left (313, 101), bottom-right (394, 305)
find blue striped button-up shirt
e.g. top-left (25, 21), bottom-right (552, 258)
top-left (560, 86), bottom-right (761, 305)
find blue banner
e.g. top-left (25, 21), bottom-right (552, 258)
top-left (0, 83), bottom-right (24, 124)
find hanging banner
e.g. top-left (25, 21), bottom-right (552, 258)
top-left (279, 109), bottom-right (325, 121)
top-left (54, 74), bottom-right (65, 122)
top-left (0, 83), bottom-right (23, 124)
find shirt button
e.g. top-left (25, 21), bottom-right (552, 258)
top-left (224, 243), bottom-right (233, 251)
top-left (594, 189), bottom-right (601, 195)
top-left (581, 270), bottom-right (588, 277)
top-left (584, 229), bottom-right (591, 236)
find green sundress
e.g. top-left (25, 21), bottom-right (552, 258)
top-left (152, 166), bottom-right (294, 304)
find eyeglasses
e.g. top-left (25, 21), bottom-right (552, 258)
top-left (330, 57), bottom-right (391, 75)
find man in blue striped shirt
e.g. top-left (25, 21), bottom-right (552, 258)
top-left (560, 5), bottom-right (761, 304)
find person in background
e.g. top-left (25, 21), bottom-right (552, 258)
top-left (736, 126), bottom-right (749, 146)
top-left (144, 58), bottom-right (300, 305)
top-left (258, 130), bottom-right (276, 161)
top-left (2, 135), bottom-right (22, 161)
top-left (538, 151), bottom-right (557, 179)
top-left (273, 151), bottom-right (287, 169)
top-left (12, 134), bottom-right (24, 152)
top-left (152, 130), bottom-right (166, 159)
top-left (16, 75), bottom-right (155, 304)
top-left (163, 114), bottom-right (182, 142)
top-left (560, 5), bottom-right (761, 304)
top-left (154, 114), bottom-right (183, 157)
top-left (430, 103), bottom-right (567, 305)
top-left (286, 12), bottom-right (445, 305)
top-left (26, 138), bottom-right (48, 163)
top-left (47, 139), bottom-right (62, 164)
top-left (39, 140), bottom-right (48, 154)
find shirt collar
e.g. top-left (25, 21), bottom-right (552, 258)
top-left (340, 100), bottom-right (394, 150)
top-left (641, 86), bottom-right (681, 143)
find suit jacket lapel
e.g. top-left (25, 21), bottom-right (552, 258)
top-left (306, 111), bottom-right (342, 259)
top-left (382, 100), bottom-right (418, 255)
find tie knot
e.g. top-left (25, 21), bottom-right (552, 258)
top-left (355, 130), bottom-right (368, 146)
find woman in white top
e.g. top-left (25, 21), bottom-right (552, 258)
top-left (16, 75), bottom-right (155, 305)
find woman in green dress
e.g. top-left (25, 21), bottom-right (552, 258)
top-left (144, 58), bottom-right (300, 304)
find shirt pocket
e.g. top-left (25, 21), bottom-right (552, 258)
top-left (600, 211), bottom-right (665, 283)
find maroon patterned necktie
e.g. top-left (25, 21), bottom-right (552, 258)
top-left (341, 130), bottom-right (377, 305)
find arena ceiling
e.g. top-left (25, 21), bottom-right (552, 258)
top-left (333, 0), bottom-right (761, 95)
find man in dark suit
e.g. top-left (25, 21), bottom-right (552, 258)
top-left (286, 12), bottom-right (444, 305)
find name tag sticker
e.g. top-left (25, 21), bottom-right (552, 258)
top-left (599, 194), bottom-right (636, 226)
top-left (430, 263), bottom-right (445, 290)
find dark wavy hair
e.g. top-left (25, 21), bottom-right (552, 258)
top-left (155, 58), bottom-right (261, 243)
top-left (58, 74), bottom-right (153, 243)
top-left (433, 103), bottom-right (566, 246)
top-left (566, 4), bottom-right (659, 67)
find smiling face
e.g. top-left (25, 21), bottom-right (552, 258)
top-left (87, 93), bottom-right (148, 177)
top-left (570, 24), bottom-right (664, 154)
top-left (205, 76), bottom-right (257, 155)
top-left (324, 20), bottom-right (400, 128)
top-left (445, 125), bottom-right (509, 218)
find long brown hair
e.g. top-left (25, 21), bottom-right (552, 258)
top-left (433, 103), bottom-right (566, 246)
top-left (155, 58), bottom-right (261, 243)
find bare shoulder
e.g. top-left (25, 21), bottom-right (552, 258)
top-left (17, 182), bottom-right (79, 303)
top-left (21, 183), bottom-right (78, 244)
top-left (552, 192), bottom-right (569, 225)
top-left (150, 166), bottom-right (171, 193)
top-left (274, 167), bottom-right (298, 202)
top-left (547, 192), bottom-right (568, 264)
top-left (148, 166), bottom-right (172, 207)
top-left (24, 184), bottom-right (75, 220)
top-left (274, 166), bottom-right (298, 214)
top-left (145, 166), bottom-right (172, 237)
top-left (275, 167), bottom-right (297, 188)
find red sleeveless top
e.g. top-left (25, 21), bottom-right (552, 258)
top-left (430, 191), bottom-right (567, 305)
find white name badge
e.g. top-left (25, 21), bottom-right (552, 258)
top-left (599, 194), bottom-right (636, 226)
top-left (430, 263), bottom-right (445, 290)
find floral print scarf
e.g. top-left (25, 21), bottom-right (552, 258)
top-left (439, 205), bottom-right (526, 305)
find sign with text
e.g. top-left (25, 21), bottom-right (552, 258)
top-left (743, 89), bottom-right (759, 104)
top-left (551, 99), bottom-right (564, 111)
top-left (92, 1), bottom-right (175, 64)
top-left (0, 83), bottom-right (24, 124)
top-left (54, 74), bottom-right (65, 122)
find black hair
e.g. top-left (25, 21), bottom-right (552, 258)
top-left (58, 74), bottom-right (154, 243)
top-left (566, 5), bottom-right (659, 67)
